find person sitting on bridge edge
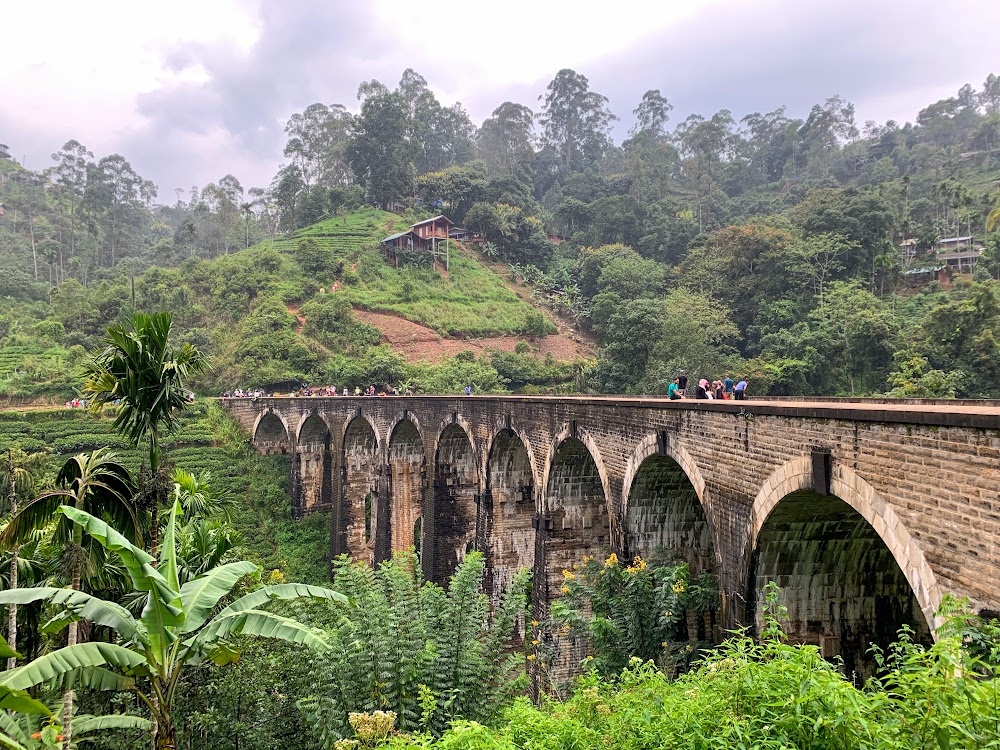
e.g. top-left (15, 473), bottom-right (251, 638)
top-left (676, 370), bottom-right (688, 396)
top-left (668, 377), bottom-right (683, 399)
top-left (465, 385), bottom-right (472, 396)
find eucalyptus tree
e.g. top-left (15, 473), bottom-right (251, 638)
top-left (537, 69), bottom-right (617, 172)
top-left (0, 503), bottom-right (347, 750)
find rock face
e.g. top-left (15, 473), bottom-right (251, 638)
top-left (223, 395), bottom-right (1000, 675)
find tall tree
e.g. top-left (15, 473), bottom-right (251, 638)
top-left (49, 140), bottom-right (94, 276)
top-left (478, 102), bottom-right (535, 172)
top-left (82, 312), bottom-right (207, 555)
top-left (283, 103), bottom-right (355, 188)
top-left (347, 91), bottom-right (416, 208)
top-left (631, 89), bottom-right (673, 137)
top-left (84, 154), bottom-right (151, 267)
top-left (537, 69), bottom-right (618, 172)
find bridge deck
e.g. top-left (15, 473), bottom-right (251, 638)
top-left (233, 396), bottom-right (1000, 429)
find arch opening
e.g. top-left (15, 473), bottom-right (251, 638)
top-left (342, 417), bottom-right (379, 563)
top-left (388, 419), bottom-right (425, 557)
top-left (626, 453), bottom-right (719, 643)
top-left (484, 429), bottom-right (536, 601)
top-left (544, 437), bottom-right (610, 675)
top-left (295, 414), bottom-right (331, 515)
top-left (432, 424), bottom-right (479, 583)
top-left (254, 412), bottom-right (289, 454)
top-left (751, 490), bottom-right (932, 679)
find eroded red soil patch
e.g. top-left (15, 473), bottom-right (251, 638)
top-left (353, 309), bottom-right (594, 363)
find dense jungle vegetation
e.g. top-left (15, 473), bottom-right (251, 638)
top-left (1, 69), bottom-right (1000, 398)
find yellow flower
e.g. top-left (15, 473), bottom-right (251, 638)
top-left (526, 654), bottom-right (536, 661)
top-left (604, 552), bottom-right (618, 567)
top-left (672, 581), bottom-right (685, 594)
top-left (664, 610), bottom-right (672, 618)
top-left (531, 639), bottom-right (540, 645)
top-left (562, 569), bottom-right (575, 580)
top-left (661, 641), bottom-right (668, 648)
top-left (531, 620), bottom-right (539, 627)
top-left (561, 586), bottom-right (570, 594)
top-left (582, 555), bottom-right (592, 563)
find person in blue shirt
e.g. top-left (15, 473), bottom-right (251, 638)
top-left (465, 385), bottom-right (472, 396)
top-left (734, 378), bottom-right (748, 400)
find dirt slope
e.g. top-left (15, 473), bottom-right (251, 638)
top-left (353, 309), bottom-right (593, 363)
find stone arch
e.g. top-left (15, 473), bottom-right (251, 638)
top-left (483, 427), bottom-right (538, 600)
top-left (431, 422), bottom-right (481, 583)
top-left (340, 415), bottom-right (381, 563)
top-left (542, 424), bottom-right (612, 519)
top-left (385, 411), bottom-right (426, 454)
top-left (482, 423), bottom-right (540, 503)
top-left (622, 432), bottom-right (720, 573)
top-left (432, 414), bottom-right (478, 473)
top-left (385, 417), bottom-right (426, 563)
top-left (252, 410), bottom-right (290, 454)
top-left (292, 412), bottom-right (333, 515)
top-left (296, 410), bottom-right (334, 444)
top-left (748, 457), bottom-right (941, 677)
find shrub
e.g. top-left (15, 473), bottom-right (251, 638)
top-left (298, 552), bottom-right (531, 744)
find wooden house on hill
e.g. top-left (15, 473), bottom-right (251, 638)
top-left (381, 215), bottom-right (456, 268)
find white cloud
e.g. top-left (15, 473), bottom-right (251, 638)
top-left (0, 0), bottom-right (996, 192)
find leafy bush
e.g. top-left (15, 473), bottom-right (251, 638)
top-left (298, 552), bottom-right (531, 744)
top-left (547, 552), bottom-right (718, 679)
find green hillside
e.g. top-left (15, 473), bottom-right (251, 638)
top-left (253, 206), bottom-right (409, 255)
top-left (0, 206), bottom-right (578, 401)
top-left (0, 401), bottom-right (329, 583)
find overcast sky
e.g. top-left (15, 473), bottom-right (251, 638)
top-left (2, 0), bottom-right (997, 198)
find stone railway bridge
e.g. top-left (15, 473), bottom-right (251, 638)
top-left (221, 396), bottom-right (1000, 675)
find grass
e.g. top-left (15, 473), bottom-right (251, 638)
top-left (250, 207), bottom-right (410, 256)
top-left (249, 207), bottom-right (554, 338)
top-left (339, 248), bottom-right (553, 337)
top-left (0, 400), bottom-right (331, 585)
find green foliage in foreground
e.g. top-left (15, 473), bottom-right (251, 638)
top-left (382, 598), bottom-right (1000, 750)
top-left (0, 502), bottom-right (347, 750)
top-left (299, 551), bottom-right (531, 744)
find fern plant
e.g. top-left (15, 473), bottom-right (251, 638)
top-left (298, 551), bottom-right (530, 744)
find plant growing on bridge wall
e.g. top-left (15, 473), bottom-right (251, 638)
top-left (298, 551), bottom-right (531, 744)
top-left (547, 551), bottom-right (719, 678)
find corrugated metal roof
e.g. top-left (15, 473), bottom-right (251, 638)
top-left (381, 231), bottom-right (411, 242)
top-left (410, 215), bottom-right (454, 227)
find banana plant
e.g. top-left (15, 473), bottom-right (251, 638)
top-left (0, 710), bottom-right (151, 750)
top-left (0, 502), bottom-right (348, 750)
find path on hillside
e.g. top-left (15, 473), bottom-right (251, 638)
top-left (353, 309), bottom-right (593, 363)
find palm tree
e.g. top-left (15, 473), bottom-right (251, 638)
top-left (0, 503), bottom-right (347, 750)
top-left (171, 469), bottom-right (234, 522)
top-left (83, 312), bottom-right (207, 554)
top-left (987, 192), bottom-right (1000, 233)
top-left (0, 449), bottom-right (140, 749)
top-left (0, 447), bottom-right (47, 669)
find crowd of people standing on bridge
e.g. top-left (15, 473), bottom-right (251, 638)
top-left (667, 371), bottom-right (748, 401)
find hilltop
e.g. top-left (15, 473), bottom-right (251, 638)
top-left (0, 206), bottom-right (594, 401)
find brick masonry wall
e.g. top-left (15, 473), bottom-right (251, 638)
top-left (222, 397), bottom-right (1000, 645)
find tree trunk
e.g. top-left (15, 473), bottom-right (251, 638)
top-left (62, 558), bottom-right (81, 750)
top-left (6, 450), bottom-right (17, 670)
top-left (28, 212), bottom-right (38, 281)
